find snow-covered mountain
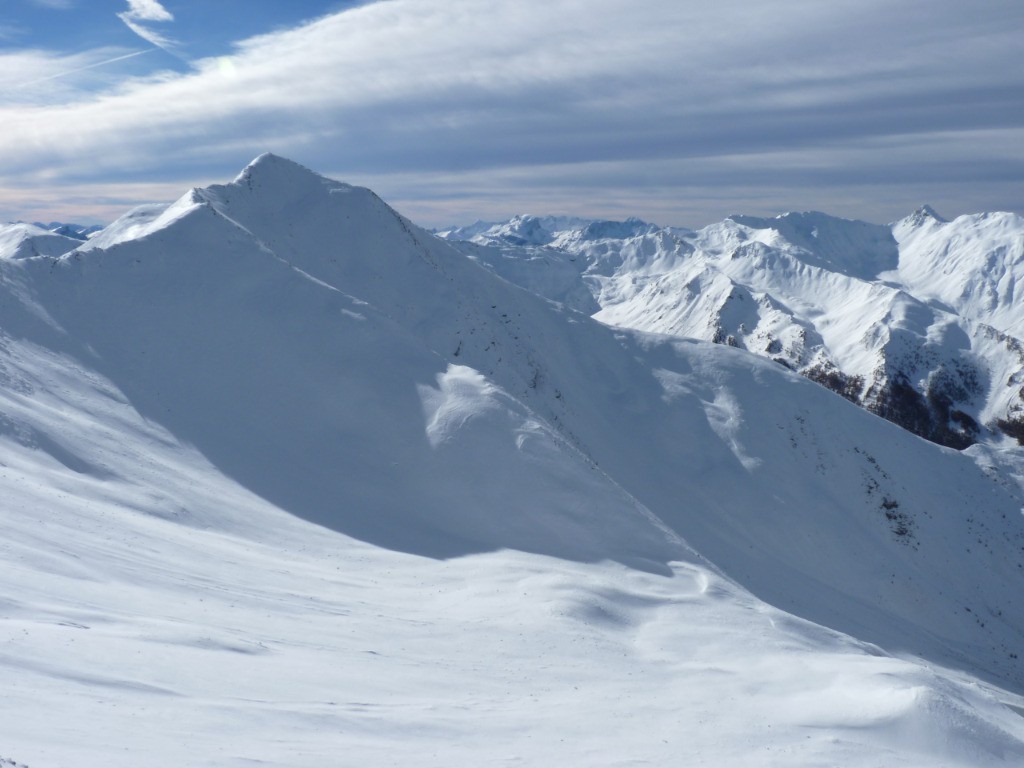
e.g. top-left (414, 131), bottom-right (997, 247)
top-left (0, 221), bottom-right (104, 261)
top-left (2, 156), bottom-right (1024, 766)
top-left (0, 221), bottom-right (83, 260)
top-left (442, 206), bottom-right (1024, 450)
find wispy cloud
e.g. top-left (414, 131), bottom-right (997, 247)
top-left (117, 0), bottom-right (178, 55)
top-left (121, 0), bottom-right (173, 21)
top-left (1, 0), bottom-right (1022, 225)
top-left (29, 0), bottom-right (76, 8)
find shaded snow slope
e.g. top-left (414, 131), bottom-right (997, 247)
top-left (22, 187), bottom-right (674, 569)
top-left (4, 448), bottom-right (1023, 766)
top-left (2, 155), bottom-right (1024, 765)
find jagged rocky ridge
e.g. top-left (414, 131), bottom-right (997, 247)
top-left (439, 207), bottom-right (1024, 450)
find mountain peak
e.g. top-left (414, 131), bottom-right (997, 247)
top-left (232, 153), bottom-right (330, 191)
top-left (486, 214), bottom-right (555, 246)
top-left (724, 211), bottom-right (899, 279)
top-left (910, 204), bottom-right (947, 224)
top-left (578, 217), bottom-right (654, 241)
top-left (0, 221), bottom-right (82, 260)
top-left (892, 205), bottom-right (948, 233)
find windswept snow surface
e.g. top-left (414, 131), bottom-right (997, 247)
top-left (2, 156), bottom-right (1024, 766)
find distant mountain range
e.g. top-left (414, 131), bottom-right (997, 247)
top-left (32, 221), bottom-right (105, 240)
top-left (439, 205), bottom-right (1024, 450)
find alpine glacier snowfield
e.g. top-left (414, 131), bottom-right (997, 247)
top-left (2, 155), bottom-right (1024, 766)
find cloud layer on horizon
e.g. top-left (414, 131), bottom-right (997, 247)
top-left (2, 0), bottom-right (1022, 227)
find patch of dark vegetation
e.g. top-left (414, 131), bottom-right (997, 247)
top-left (950, 409), bottom-right (979, 433)
top-left (803, 363), bottom-right (864, 404)
top-left (856, 449), bottom-right (917, 546)
top-left (867, 373), bottom-right (978, 450)
top-left (711, 325), bottom-right (740, 347)
top-left (880, 497), bottom-right (913, 540)
top-left (997, 414), bottom-right (1024, 445)
top-left (868, 375), bottom-right (931, 439)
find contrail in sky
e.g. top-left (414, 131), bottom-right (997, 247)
top-left (12, 48), bottom-right (155, 90)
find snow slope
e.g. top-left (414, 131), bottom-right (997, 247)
top-left (0, 222), bottom-right (81, 261)
top-left (892, 208), bottom-right (1024, 336)
top-left (2, 156), bottom-right (1024, 766)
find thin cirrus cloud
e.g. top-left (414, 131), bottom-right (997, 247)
top-left (117, 0), bottom-right (178, 54)
top-left (1, 0), bottom-right (1022, 227)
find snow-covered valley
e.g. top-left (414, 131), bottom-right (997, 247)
top-left (2, 155), bottom-right (1024, 766)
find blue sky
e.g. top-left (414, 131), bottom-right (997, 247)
top-left (3, 1), bottom-right (360, 96)
top-left (1, 0), bottom-right (1022, 227)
